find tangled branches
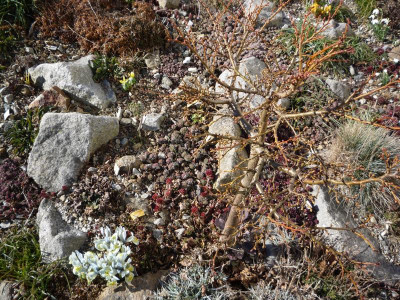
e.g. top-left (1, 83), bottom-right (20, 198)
top-left (171, 0), bottom-right (400, 292)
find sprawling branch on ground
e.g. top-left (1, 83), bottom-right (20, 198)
top-left (172, 0), bottom-right (400, 249)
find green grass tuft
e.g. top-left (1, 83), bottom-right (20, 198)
top-left (0, 0), bottom-right (37, 27)
top-left (0, 227), bottom-right (67, 299)
top-left (279, 24), bottom-right (376, 75)
top-left (5, 107), bottom-right (50, 156)
top-left (354, 0), bottom-right (376, 19)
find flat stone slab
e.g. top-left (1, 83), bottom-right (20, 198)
top-left (313, 185), bottom-right (400, 282)
top-left (28, 112), bottom-right (119, 192)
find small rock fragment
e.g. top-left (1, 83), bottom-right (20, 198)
top-left (325, 78), bottom-right (351, 101)
top-left (141, 113), bottom-right (165, 131)
top-left (28, 86), bottom-right (70, 110)
top-left (114, 156), bottom-right (142, 175)
top-left (161, 76), bottom-right (173, 89)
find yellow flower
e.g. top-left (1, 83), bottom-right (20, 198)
top-left (120, 76), bottom-right (128, 84)
top-left (323, 5), bottom-right (332, 14)
top-left (310, 3), bottom-right (319, 14)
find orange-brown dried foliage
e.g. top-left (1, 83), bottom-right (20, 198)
top-left (37, 0), bottom-right (166, 55)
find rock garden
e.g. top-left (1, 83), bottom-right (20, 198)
top-left (1, 0), bottom-right (400, 299)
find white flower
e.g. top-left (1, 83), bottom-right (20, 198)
top-left (94, 240), bottom-right (107, 252)
top-left (381, 18), bottom-right (390, 25)
top-left (375, 72), bottom-right (380, 76)
top-left (383, 69), bottom-right (388, 73)
top-left (394, 58), bottom-right (399, 64)
top-left (115, 226), bottom-right (127, 242)
top-left (70, 226), bottom-right (138, 285)
top-left (372, 8), bottom-right (380, 15)
top-left (86, 271), bottom-right (98, 283)
top-left (371, 19), bottom-right (379, 25)
top-left (125, 272), bottom-right (134, 283)
top-left (101, 226), bottom-right (112, 238)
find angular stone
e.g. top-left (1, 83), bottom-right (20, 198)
top-left (249, 95), bottom-right (266, 109)
top-left (161, 76), bottom-right (173, 90)
top-left (158, 0), bottom-right (180, 9)
top-left (144, 50), bottom-right (160, 69)
top-left (313, 186), bottom-right (400, 282)
top-left (277, 97), bottom-right (290, 110)
top-left (28, 55), bottom-right (116, 109)
top-left (243, 0), bottom-right (285, 28)
top-left (98, 270), bottom-right (168, 300)
top-left (208, 109), bottom-right (248, 192)
top-left (214, 145), bottom-right (248, 192)
top-left (318, 20), bottom-right (355, 39)
top-left (114, 156), bottom-right (142, 175)
top-left (141, 113), bottom-right (164, 131)
top-left (389, 46), bottom-right (400, 62)
top-left (325, 78), bottom-right (351, 100)
top-left (0, 281), bottom-right (14, 300)
top-left (216, 57), bottom-right (267, 108)
top-left (239, 56), bottom-right (267, 81)
top-left (36, 199), bottom-right (86, 263)
top-left (28, 86), bottom-right (70, 110)
top-left (209, 113), bottom-right (242, 138)
top-left (28, 112), bottom-right (119, 192)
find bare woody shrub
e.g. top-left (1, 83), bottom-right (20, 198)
top-left (170, 0), bottom-right (400, 285)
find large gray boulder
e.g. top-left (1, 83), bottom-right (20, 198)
top-left (28, 55), bottom-right (116, 109)
top-left (243, 0), bottom-right (285, 28)
top-left (313, 185), bottom-right (400, 282)
top-left (28, 112), bottom-right (119, 192)
top-left (36, 199), bottom-right (87, 263)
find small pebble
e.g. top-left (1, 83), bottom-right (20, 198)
top-left (121, 138), bottom-right (129, 146)
top-left (154, 218), bottom-right (165, 226)
top-left (3, 94), bottom-right (13, 103)
top-left (349, 65), bottom-right (355, 76)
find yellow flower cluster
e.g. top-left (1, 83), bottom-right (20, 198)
top-left (120, 72), bottom-right (136, 91)
top-left (310, 1), bottom-right (332, 18)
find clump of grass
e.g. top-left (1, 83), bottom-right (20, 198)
top-left (0, 25), bottom-right (16, 63)
top-left (128, 101), bottom-right (145, 118)
top-left (153, 265), bottom-right (231, 300)
top-left (5, 107), bottom-right (50, 156)
top-left (0, 0), bottom-right (37, 26)
top-left (354, 0), bottom-right (376, 19)
top-left (329, 121), bottom-right (400, 218)
top-left (279, 24), bottom-right (376, 75)
top-left (0, 227), bottom-right (66, 299)
top-left (0, 0), bottom-right (37, 63)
